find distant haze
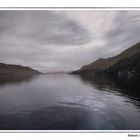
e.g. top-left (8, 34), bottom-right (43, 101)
top-left (0, 10), bottom-right (140, 72)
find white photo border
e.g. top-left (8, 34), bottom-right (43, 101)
top-left (0, 7), bottom-right (140, 133)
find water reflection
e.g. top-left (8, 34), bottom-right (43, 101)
top-left (0, 74), bottom-right (37, 86)
top-left (0, 103), bottom-right (94, 130)
top-left (78, 74), bottom-right (140, 102)
top-left (0, 74), bottom-right (140, 130)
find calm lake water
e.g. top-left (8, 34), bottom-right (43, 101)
top-left (0, 74), bottom-right (140, 130)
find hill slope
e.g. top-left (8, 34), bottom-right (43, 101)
top-left (72, 42), bottom-right (140, 78)
top-left (0, 63), bottom-right (41, 76)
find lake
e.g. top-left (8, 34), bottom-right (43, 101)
top-left (0, 74), bottom-right (140, 130)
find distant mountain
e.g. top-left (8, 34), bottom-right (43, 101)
top-left (107, 48), bottom-right (140, 80)
top-left (0, 63), bottom-right (41, 76)
top-left (72, 42), bottom-right (140, 80)
top-left (0, 63), bottom-right (41, 85)
top-left (46, 71), bottom-right (70, 74)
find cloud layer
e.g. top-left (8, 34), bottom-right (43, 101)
top-left (0, 10), bottom-right (140, 72)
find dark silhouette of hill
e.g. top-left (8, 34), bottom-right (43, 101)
top-left (0, 63), bottom-right (41, 75)
top-left (0, 63), bottom-right (41, 85)
top-left (72, 42), bottom-right (140, 81)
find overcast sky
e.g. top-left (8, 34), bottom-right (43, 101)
top-left (0, 10), bottom-right (140, 72)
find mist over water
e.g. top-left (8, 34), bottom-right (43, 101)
top-left (0, 74), bottom-right (140, 130)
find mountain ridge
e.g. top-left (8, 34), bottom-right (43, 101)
top-left (0, 63), bottom-right (41, 75)
top-left (72, 42), bottom-right (140, 80)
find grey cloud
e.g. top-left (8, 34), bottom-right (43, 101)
top-left (104, 11), bottom-right (140, 55)
top-left (86, 11), bottom-right (140, 61)
top-left (0, 10), bottom-right (91, 72)
top-left (0, 11), bottom-right (90, 46)
top-left (0, 10), bottom-right (140, 72)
